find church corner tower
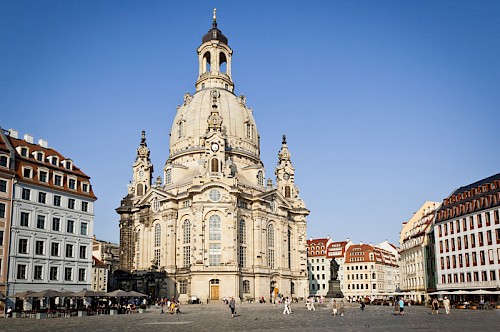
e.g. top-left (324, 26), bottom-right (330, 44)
top-left (117, 9), bottom-right (309, 302)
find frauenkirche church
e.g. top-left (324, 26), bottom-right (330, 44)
top-left (117, 11), bottom-right (309, 302)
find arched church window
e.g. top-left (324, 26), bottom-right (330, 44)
top-left (165, 169), bottom-right (172, 184)
top-left (209, 215), bottom-right (221, 240)
top-left (211, 158), bottom-right (219, 173)
top-left (154, 224), bottom-right (161, 247)
top-left (267, 224), bottom-right (275, 269)
top-left (284, 186), bottom-right (291, 198)
top-left (246, 123), bottom-right (252, 139)
top-left (137, 183), bottom-right (143, 196)
top-left (183, 220), bottom-right (191, 244)
top-left (257, 171), bottom-right (264, 186)
top-left (152, 197), bottom-right (160, 212)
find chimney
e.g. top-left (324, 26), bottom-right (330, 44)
top-left (24, 134), bottom-right (34, 144)
top-left (8, 128), bottom-right (18, 139)
top-left (38, 139), bottom-right (48, 148)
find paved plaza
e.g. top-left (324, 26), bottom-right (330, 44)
top-left (1, 303), bottom-right (499, 332)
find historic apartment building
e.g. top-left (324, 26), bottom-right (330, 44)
top-left (91, 256), bottom-right (108, 292)
top-left (343, 243), bottom-right (399, 300)
top-left (117, 13), bottom-right (309, 303)
top-left (434, 173), bottom-right (500, 292)
top-left (3, 129), bottom-right (96, 301)
top-left (0, 128), bottom-right (16, 316)
top-left (399, 201), bottom-right (440, 302)
top-left (306, 237), bottom-right (352, 297)
top-left (306, 237), bottom-right (332, 296)
top-left (92, 237), bottom-right (120, 290)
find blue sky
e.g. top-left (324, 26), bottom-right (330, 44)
top-left (1, 1), bottom-right (499, 245)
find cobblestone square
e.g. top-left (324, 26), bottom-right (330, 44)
top-left (1, 303), bottom-right (499, 332)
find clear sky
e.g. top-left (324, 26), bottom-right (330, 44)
top-left (1, 1), bottom-right (499, 246)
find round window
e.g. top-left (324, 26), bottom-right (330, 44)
top-left (209, 189), bottom-right (221, 202)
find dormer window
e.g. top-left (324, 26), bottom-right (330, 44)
top-left (35, 151), bottom-right (44, 162)
top-left (82, 182), bottom-right (89, 193)
top-left (0, 155), bottom-right (8, 167)
top-left (63, 160), bottom-right (73, 170)
top-left (22, 167), bottom-right (33, 179)
top-left (48, 155), bottom-right (59, 166)
top-left (20, 147), bottom-right (28, 157)
top-left (53, 173), bottom-right (63, 186)
top-left (68, 177), bottom-right (77, 190)
top-left (39, 170), bottom-right (49, 183)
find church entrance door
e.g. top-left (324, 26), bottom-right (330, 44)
top-left (210, 285), bottom-right (219, 300)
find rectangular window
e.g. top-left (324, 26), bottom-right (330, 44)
top-left (179, 280), bottom-right (187, 294)
top-left (0, 179), bottom-right (7, 192)
top-left (79, 245), bottom-right (87, 259)
top-left (18, 238), bottom-right (28, 254)
top-left (495, 210), bottom-right (499, 224)
top-left (33, 265), bottom-right (43, 280)
top-left (35, 240), bottom-right (44, 255)
top-left (480, 251), bottom-right (485, 265)
top-left (67, 220), bottom-right (75, 233)
top-left (51, 242), bottom-right (59, 256)
top-left (183, 246), bottom-right (190, 268)
top-left (39, 171), bottom-right (48, 183)
top-left (477, 214), bottom-right (483, 228)
top-left (82, 183), bottom-right (89, 192)
top-left (456, 220), bottom-right (460, 233)
top-left (68, 179), bottom-right (76, 190)
top-left (80, 222), bottom-right (88, 235)
top-left (20, 212), bottom-right (29, 226)
top-left (53, 195), bottom-right (61, 206)
top-left (485, 212), bottom-right (491, 226)
top-left (22, 188), bottom-right (31, 200)
top-left (462, 218), bottom-right (467, 231)
top-left (239, 246), bottom-right (246, 268)
top-left (82, 201), bottom-right (88, 212)
top-left (154, 248), bottom-right (161, 266)
top-left (470, 216), bottom-right (474, 230)
top-left (209, 243), bottom-right (221, 266)
top-left (66, 244), bottom-right (74, 258)
top-left (0, 230), bottom-right (3, 246)
top-left (17, 264), bottom-right (27, 279)
top-left (38, 192), bottom-right (46, 204)
top-left (68, 198), bottom-right (75, 209)
top-left (471, 233), bottom-right (476, 248)
top-left (0, 203), bottom-right (5, 218)
top-left (50, 267), bottom-right (58, 280)
top-left (486, 230), bottom-right (492, 245)
top-left (478, 232), bottom-right (484, 246)
top-left (52, 218), bottom-right (60, 231)
top-left (464, 235), bottom-right (468, 249)
top-left (54, 175), bottom-right (62, 186)
top-left (65, 267), bottom-right (72, 281)
top-left (450, 222), bottom-right (454, 234)
top-left (23, 168), bottom-right (32, 178)
top-left (78, 268), bottom-right (86, 282)
top-left (36, 215), bottom-right (45, 229)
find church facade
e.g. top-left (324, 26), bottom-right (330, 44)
top-left (117, 14), bottom-right (309, 303)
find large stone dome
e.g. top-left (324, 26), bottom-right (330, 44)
top-left (169, 87), bottom-right (259, 162)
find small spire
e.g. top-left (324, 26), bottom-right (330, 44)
top-left (212, 8), bottom-right (217, 27)
top-left (282, 134), bottom-right (287, 145)
top-left (140, 130), bottom-right (147, 147)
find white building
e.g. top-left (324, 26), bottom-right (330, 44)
top-left (306, 237), bottom-right (333, 296)
top-left (5, 130), bottom-right (96, 301)
top-left (117, 12), bottom-right (309, 303)
top-left (434, 174), bottom-right (500, 292)
top-left (399, 201), bottom-right (440, 302)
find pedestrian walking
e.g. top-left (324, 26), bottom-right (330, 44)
top-left (229, 296), bottom-right (236, 318)
top-left (331, 300), bottom-right (338, 315)
top-left (339, 300), bottom-right (345, 316)
top-left (309, 297), bottom-right (316, 311)
top-left (398, 298), bottom-right (405, 316)
top-left (360, 301), bottom-right (365, 311)
top-left (443, 296), bottom-right (451, 314)
top-left (283, 297), bottom-right (291, 314)
top-left (431, 298), bottom-right (439, 315)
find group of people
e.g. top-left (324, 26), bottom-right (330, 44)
top-left (158, 298), bottom-right (181, 314)
top-left (431, 296), bottom-right (451, 315)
